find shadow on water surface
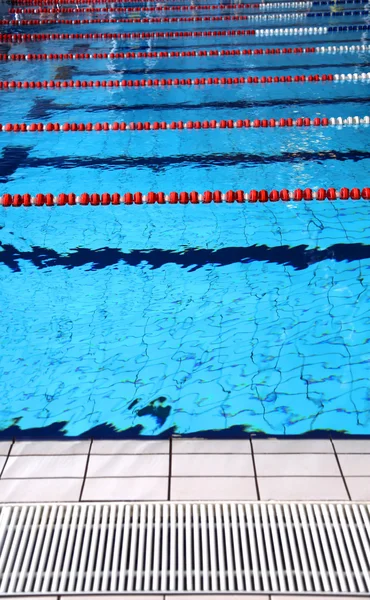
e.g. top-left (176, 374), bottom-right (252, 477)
top-left (0, 420), bottom-right (368, 441)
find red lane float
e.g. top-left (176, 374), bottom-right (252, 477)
top-left (10, 0), bottom-right (263, 4)
top-left (0, 73), bottom-right (351, 91)
top-left (1, 116), bottom-right (367, 132)
top-left (10, 3), bottom-right (267, 13)
top-left (4, 44), bottom-right (368, 62)
top-left (1, 188), bottom-right (370, 206)
top-left (0, 30), bottom-right (258, 42)
top-left (0, 11), bottom-right (311, 25)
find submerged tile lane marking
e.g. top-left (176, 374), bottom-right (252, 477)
top-left (23, 95), bottom-right (370, 118)
top-left (2, 242), bottom-right (370, 273)
top-left (0, 151), bottom-right (369, 173)
top-left (1, 115), bottom-right (368, 132)
top-left (3, 43), bottom-right (370, 62)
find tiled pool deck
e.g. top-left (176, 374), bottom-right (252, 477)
top-left (0, 438), bottom-right (369, 503)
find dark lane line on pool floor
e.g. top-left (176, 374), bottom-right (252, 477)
top-left (73, 60), bottom-right (370, 77)
top-left (24, 94), bottom-right (370, 120)
top-left (1, 242), bottom-right (370, 273)
top-left (0, 149), bottom-right (368, 180)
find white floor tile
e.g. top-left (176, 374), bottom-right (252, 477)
top-left (11, 441), bottom-right (90, 455)
top-left (166, 597), bottom-right (269, 600)
top-left (272, 596), bottom-right (357, 600)
top-left (6, 597), bottom-right (58, 600)
top-left (333, 439), bottom-right (370, 454)
top-left (338, 454), bottom-right (370, 476)
top-left (82, 477), bottom-right (168, 501)
top-left (0, 442), bottom-right (11, 456)
top-left (252, 438), bottom-right (333, 453)
top-left (3, 455), bottom-right (87, 478)
top-left (171, 477), bottom-right (257, 500)
top-left (172, 453), bottom-right (253, 476)
top-left (172, 439), bottom-right (251, 454)
top-left (63, 597), bottom-right (164, 600)
top-left (255, 453), bottom-right (340, 476)
top-left (258, 477), bottom-right (349, 500)
top-left (345, 477), bottom-right (370, 500)
top-left (87, 454), bottom-right (169, 477)
top-left (91, 440), bottom-right (169, 454)
top-left (0, 478), bottom-right (82, 502)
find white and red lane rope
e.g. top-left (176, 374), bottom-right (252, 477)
top-left (1, 71), bottom-right (369, 90)
top-left (2, 25), bottom-right (369, 43)
top-left (1, 188), bottom-right (369, 206)
top-left (2, 43), bottom-right (369, 62)
top-left (6, 0), bottom-right (363, 5)
top-left (9, 2), bottom-right (308, 13)
top-left (14, 0), bottom-right (362, 12)
top-left (0, 11), bottom-right (347, 26)
top-left (1, 115), bottom-right (368, 132)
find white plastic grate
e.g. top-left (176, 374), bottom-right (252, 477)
top-left (0, 502), bottom-right (370, 595)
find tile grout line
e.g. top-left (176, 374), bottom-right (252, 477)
top-left (330, 435), bottom-right (352, 501)
top-left (78, 438), bottom-right (93, 502)
top-left (250, 437), bottom-right (260, 500)
top-left (0, 440), bottom-right (14, 478)
top-left (167, 437), bottom-right (172, 501)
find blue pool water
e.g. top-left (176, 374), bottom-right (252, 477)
top-left (0, 1), bottom-right (370, 438)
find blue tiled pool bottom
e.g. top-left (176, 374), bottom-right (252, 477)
top-left (1, 200), bottom-right (370, 438)
top-left (1, 4), bottom-right (370, 439)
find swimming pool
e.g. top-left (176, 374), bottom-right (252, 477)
top-left (0, 0), bottom-right (369, 439)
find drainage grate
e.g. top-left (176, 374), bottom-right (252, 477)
top-left (0, 502), bottom-right (370, 595)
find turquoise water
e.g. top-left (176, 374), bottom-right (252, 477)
top-left (0, 2), bottom-right (370, 438)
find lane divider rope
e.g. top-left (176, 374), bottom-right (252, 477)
top-left (1, 72), bottom-right (369, 90)
top-left (3, 43), bottom-right (369, 62)
top-left (1, 115), bottom-right (368, 132)
top-left (10, 0), bottom-right (367, 11)
top-left (8, 0), bottom-right (367, 5)
top-left (2, 25), bottom-right (369, 42)
top-left (10, 2), bottom-right (308, 13)
top-left (1, 187), bottom-right (370, 206)
top-left (4, 10), bottom-right (366, 25)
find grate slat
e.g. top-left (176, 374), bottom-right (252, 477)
top-left (338, 504), bottom-right (366, 593)
top-left (0, 506), bottom-right (28, 594)
top-left (297, 504), bottom-right (320, 592)
top-left (185, 504), bottom-right (192, 592)
top-left (199, 503), bottom-right (209, 592)
top-left (276, 503), bottom-right (295, 592)
top-left (291, 503), bottom-right (311, 592)
top-left (143, 504), bottom-right (154, 593)
top-left (268, 504), bottom-right (286, 592)
top-left (229, 504), bottom-right (243, 592)
top-left (0, 501), bottom-right (369, 596)
top-left (159, 503), bottom-right (168, 592)
top-left (151, 503), bottom-right (161, 592)
top-left (322, 503), bottom-right (348, 592)
top-left (260, 503), bottom-right (277, 592)
top-left (245, 503), bottom-right (259, 591)
top-left (192, 504), bottom-right (201, 592)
